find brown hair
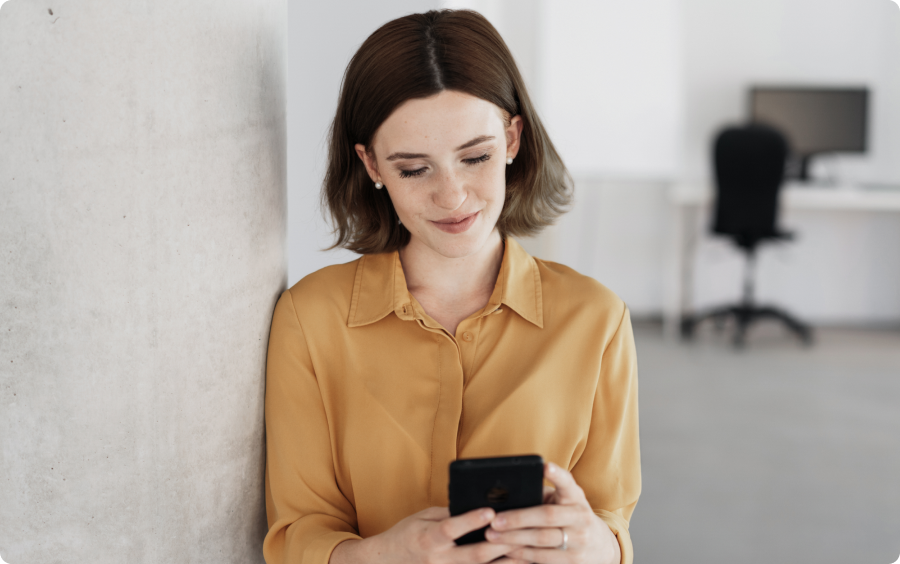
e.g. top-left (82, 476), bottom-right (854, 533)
top-left (322, 9), bottom-right (573, 254)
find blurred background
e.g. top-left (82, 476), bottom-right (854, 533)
top-left (287, 1), bottom-right (900, 562)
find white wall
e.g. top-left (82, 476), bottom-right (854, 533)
top-left (287, 0), bottom-right (440, 287)
top-left (539, 0), bottom-right (684, 179)
top-left (539, 179), bottom-right (670, 317)
top-left (532, 0), bottom-right (683, 314)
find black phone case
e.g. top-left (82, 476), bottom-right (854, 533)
top-left (448, 455), bottom-right (544, 545)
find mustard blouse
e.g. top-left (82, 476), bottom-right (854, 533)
top-left (263, 237), bottom-right (641, 564)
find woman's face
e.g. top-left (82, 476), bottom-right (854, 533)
top-left (356, 90), bottom-right (523, 260)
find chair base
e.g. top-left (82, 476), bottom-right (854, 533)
top-left (681, 304), bottom-right (814, 348)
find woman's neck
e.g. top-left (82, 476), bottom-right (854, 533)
top-left (398, 230), bottom-right (505, 335)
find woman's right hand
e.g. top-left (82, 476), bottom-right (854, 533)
top-left (330, 506), bottom-right (519, 564)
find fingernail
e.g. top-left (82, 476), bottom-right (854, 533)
top-left (482, 509), bottom-right (494, 520)
top-left (548, 462), bottom-right (557, 473)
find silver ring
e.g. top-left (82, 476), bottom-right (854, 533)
top-left (558, 529), bottom-right (568, 551)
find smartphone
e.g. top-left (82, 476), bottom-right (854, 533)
top-left (448, 454), bottom-right (544, 545)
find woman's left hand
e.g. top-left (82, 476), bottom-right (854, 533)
top-left (484, 462), bottom-right (621, 564)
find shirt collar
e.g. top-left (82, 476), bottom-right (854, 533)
top-left (347, 237), bottom-right (543, 329)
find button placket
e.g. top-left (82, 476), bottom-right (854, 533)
top-left (456, 317), bottom-right (485, 383)
top-left (428, 326), bottom-right (464, 505)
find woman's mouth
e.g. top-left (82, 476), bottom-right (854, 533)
top-left (431, 211), bottom-right (479, 234)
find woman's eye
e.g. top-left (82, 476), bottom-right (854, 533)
top-left (399, 168), bottom-right (427, 179)
top-left (463, 153), bottom-right (491, 165)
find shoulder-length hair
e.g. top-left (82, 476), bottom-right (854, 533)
top-left (323, 9), bottom-right (573, 255)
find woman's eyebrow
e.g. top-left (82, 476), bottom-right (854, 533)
top-left (384, 135), bottom-right (496, 161)
top-left (386, 151), bottom-right (427, 162)
top-left (455, 135), bottom-right (495, 151)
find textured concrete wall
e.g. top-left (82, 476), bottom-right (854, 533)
top-left (0, 1), bottom-right (286, 562)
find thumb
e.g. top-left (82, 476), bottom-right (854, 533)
top-left (544, 462), bottom-right (586, 505)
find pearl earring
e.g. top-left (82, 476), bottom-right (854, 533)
top-left (374, 181), bottom-right (383, 189)
top-left (506, 157), bottom-right (513, 165)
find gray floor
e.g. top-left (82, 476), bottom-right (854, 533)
top-left (628, 320), bottom-right (900, 564)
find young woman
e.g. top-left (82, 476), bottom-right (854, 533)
top-left (263, 10), bottom-right (640, 564)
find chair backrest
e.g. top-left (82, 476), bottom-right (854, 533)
top-left (712, 124), bottom-right (788, 248)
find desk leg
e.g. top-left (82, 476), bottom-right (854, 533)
top-left (663, 202), bottom-right (699, 340)
top-left (663, 202), bottom-right (684, 339)
top-left (682, 204), bottom-right (700, 329)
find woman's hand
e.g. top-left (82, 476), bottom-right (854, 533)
top-left (330, 506), bottom-right (515, 564)
top-left (484, 462), bottom-right (621, 564)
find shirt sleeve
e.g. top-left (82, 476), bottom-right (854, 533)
top-left (570, 303), bottom-right (642, 564)
top-left (263, 290), bottom-right (362, 564)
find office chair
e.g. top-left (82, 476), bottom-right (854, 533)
top-left (681, 124), bottom-right (814, 347)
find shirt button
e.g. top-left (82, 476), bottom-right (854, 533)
top-left (462, 332), bottom-right (474, 342)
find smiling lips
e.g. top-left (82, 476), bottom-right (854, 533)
top-left (431, 211), bottom-right (479, 234)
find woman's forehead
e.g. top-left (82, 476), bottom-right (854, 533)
top-left (373, 91), bottom-right (506, 154)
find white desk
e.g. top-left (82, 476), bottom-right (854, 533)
top-left (662, 181), bottom-right (900, 338)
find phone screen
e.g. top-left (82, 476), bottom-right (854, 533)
top-left (448, 455), bottom-right (544, 545)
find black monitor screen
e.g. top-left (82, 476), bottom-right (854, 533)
top-left (750, 87), bottom-right (868, 155)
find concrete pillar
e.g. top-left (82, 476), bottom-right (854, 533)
top-left (0, 1), bottom-right (286, 562)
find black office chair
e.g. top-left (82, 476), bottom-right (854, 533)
top-left (681, 124), bottom-right (813, 347)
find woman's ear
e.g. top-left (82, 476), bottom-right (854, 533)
top-left (354, 143), bottom-right (380, 183)
top-left (505, 115), bottom-right (524, 160)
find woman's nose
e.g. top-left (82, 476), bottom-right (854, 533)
top-left (432, 172), bottom-right (467, 211)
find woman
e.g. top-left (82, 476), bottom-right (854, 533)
top-left (263, 9), bottom-right (640, 564)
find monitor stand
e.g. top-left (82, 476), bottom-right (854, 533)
top-left (785, 154), bottom-right (814, 182)
top-left (797, 155), bottom-right (813, 182)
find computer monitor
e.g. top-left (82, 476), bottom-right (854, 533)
top-left (749, 86), bottom-right (869, 181)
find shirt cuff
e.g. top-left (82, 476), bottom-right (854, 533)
top-left (304, 530), bottom-right (363, 564)
top-left (595, 509), bottom-right (633, 564)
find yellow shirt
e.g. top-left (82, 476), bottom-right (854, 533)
top-left (263, 237), bottom-right (641, 564)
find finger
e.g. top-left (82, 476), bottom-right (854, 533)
top-left (485, 526), bottom-right (564, 548)
top-left (542, 485), bottom-right (556, 504)
top-left (543, 462), bottom-right (586, 505)
top-left (451, 540), bottom-right (515, 564)
top-left (491, 558), bottom-right (530, 564)
top-left (491, 504), bottom-right (582, 531)
top-left (509, 546), bottom-right (568, 564)
top-left (418, 506), bottom-right (451, 521)
top-left (435, 508), bottom-right (495, 543)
